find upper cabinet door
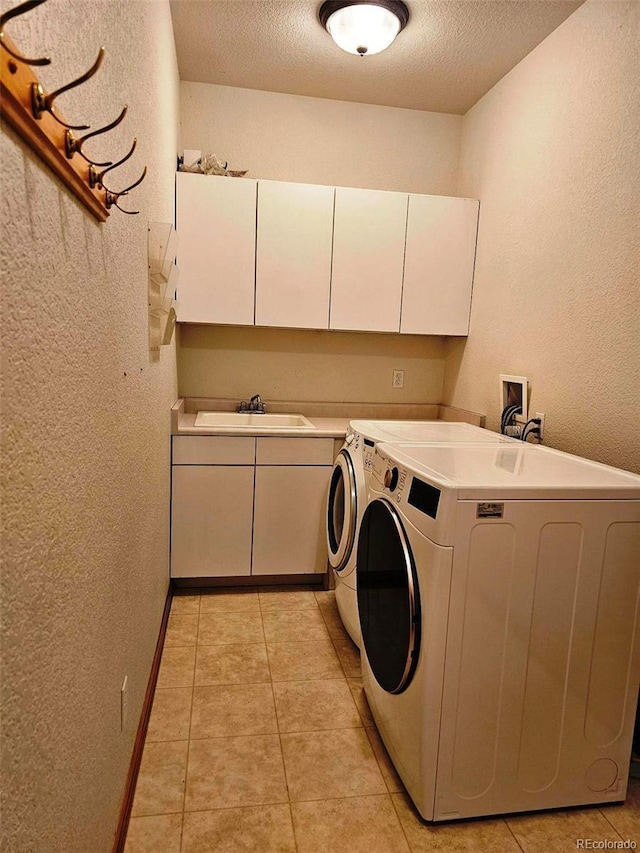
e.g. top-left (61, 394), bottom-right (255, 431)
top-left (330, 187), bottom-right (408, 333)
top-left (401, 195), bottom-right (479, 336)
top-left (176, 173), bottom-right (257, 325)
top-left (256, 181), bottom-right (334, 329)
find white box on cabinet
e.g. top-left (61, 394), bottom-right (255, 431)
top-left (176, 173), bottom-right (257, 325)
top-left (401, 195), bottom-right (479, 336)
top-left (330, 186), bottom-right (408, 333)
top-left (256, 180), bottom-right (334, 329)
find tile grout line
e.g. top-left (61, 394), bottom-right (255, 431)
top-left (258, 591), bottom-right (301, 853)
top-left (318, 606), bottom-right (351, 672)
top-left (178, 595), bottom-right (200, 850)
top-left (316, 615), bottom-right (408, 829)
top-left (598, 806), bottom-right (628, 842)
top-left (130, 594), bottom-right (200, 849)
top-left (388, 791), bottom-right (414, 852)
top-left (132, 790), bottom-right (410, 822)
top-left (136, 788), bottom-right (419, 820)
top-left (503, 817), bottom-right (526, 852)
top-left (186, 722), bottom-right (366, 742)
top-left (363, 726), bottom-right (400, 794)
top-left (314, 601), bottom-right (368, 727)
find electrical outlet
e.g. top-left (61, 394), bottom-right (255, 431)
top-left (535, 412), bottom-right (545, 442)
top-left (121, 676), bottom-right (129, 731)
top-left (392, 370), bottom-right (404, 389)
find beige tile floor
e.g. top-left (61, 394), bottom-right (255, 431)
top-left (125, 587), bottom-right (640, 852)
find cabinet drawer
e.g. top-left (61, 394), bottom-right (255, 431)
top-left (256, 437), bottom-right (335, 465)
top-left (173, 436), bottom-right (255, 465)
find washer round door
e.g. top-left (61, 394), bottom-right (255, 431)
top-left (357, 498), bottom-right (421, 694)
top-left (326, 449), bottom-right (357, 572)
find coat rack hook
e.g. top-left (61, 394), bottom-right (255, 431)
top-left (65, 104), bottom-right (127, 165)
top-left (89, 138), bottom-right (137, 188)
top-left (31, 46), bottom-right (104, 129)
top-left (104, 165), bottom-right (147, 215)
top-left (0, 0), bottom-right (51, 67)
top-left (111, 200), bottom-right (140, 216)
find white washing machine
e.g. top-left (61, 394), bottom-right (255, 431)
top-left (326, 421), bottom-right (514, 646)
top-left (357, 441), bottom-right (640, 821)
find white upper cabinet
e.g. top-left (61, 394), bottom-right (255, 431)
top-left (256, 180), bottom-right (334, 329)
top-left (176, 172), bottom-right (257, 325)
top-left (175, 173), bottom-right (478, 336)
top-left (401, 195), bottom-right (479, 336)
top-left (329, 187), bottom-right (409, 333)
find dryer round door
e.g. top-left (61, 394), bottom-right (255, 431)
top-left (326, 450), bottom-right (357, 572)
top-left (356, 499), bottom-right (421, 694)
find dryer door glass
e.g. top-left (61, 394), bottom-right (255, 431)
top-left (326, 450), bottom-right (357, 572)
top-left (357, 499), bottom-right (420, 694)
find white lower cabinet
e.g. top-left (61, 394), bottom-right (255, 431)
top-left (170, 435), bottom-right (333, 579)
top-left (252, 466), bottom-right (331, 576)
top-left (171, 465), bottom-right (254, 578)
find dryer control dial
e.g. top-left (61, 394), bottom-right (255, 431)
top-left (345, 433), bottom-right (355, 445)
top-left (384, 466), bottom-right (400, 492)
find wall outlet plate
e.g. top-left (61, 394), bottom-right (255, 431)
top-left (393, 370), bottom-right (404, 389)
top-left (121, 676), bottom-right (129, 732)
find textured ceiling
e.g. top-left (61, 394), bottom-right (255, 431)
top-left (169, 0), bottom-right (584, 115)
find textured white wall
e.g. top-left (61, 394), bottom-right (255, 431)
top-left (180, 81), bottom-right (462, 193)
top-left (178, 82), bottom-right (461, 402)
top-left (444, 0), bottom-right (640, 472)
top-left (0, 2), bottom-right (179, 851)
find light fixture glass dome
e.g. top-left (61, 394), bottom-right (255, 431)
top-left (320, 1), bottom-right (409, 56)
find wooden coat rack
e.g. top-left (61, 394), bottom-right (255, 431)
top-left (0, 0), bottom-right (146, 221)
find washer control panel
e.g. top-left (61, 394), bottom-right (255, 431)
top-left (371, 446), bottom-right (456, 545)
top-left (372, 451), bottom-right (407, 504)
top-left (362, 436), bottom-right (376, 473)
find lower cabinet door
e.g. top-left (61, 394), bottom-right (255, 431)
top-left (252, 466), bottom-right (331, 575)
top-left (171, 465), bottom-right (254, 578)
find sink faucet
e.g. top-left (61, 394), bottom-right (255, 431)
top-left (238, 394), bottom-right (266, 413)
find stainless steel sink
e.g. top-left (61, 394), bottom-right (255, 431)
top-left (194, 412), bottom-right (314, 429)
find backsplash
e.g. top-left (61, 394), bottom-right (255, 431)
top-left (177, 324), bottom-right (447, 405)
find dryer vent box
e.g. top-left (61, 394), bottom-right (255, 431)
top-left (500, 374), bottom-right (528, 423)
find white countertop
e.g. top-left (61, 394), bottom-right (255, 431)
top-left (171, 397), bottom-right (486, 439)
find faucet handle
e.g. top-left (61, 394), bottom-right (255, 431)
top-left (237, 400), bottom-right (248, 412)
top-left (248, 393), bottom-right (266, 413)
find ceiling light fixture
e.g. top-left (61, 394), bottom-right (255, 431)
top-left (319, 0), bottom-right (409, 57)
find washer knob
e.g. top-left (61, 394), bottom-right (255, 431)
top-left (384, 467), bottom-right (399, 491)
top-left (345, 433), bottom-right (355, 445)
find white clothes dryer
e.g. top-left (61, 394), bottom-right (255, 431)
top-left (326, 421), bottom-right (513, 646)
top-left (357, 441), bottom-right (640, 821)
